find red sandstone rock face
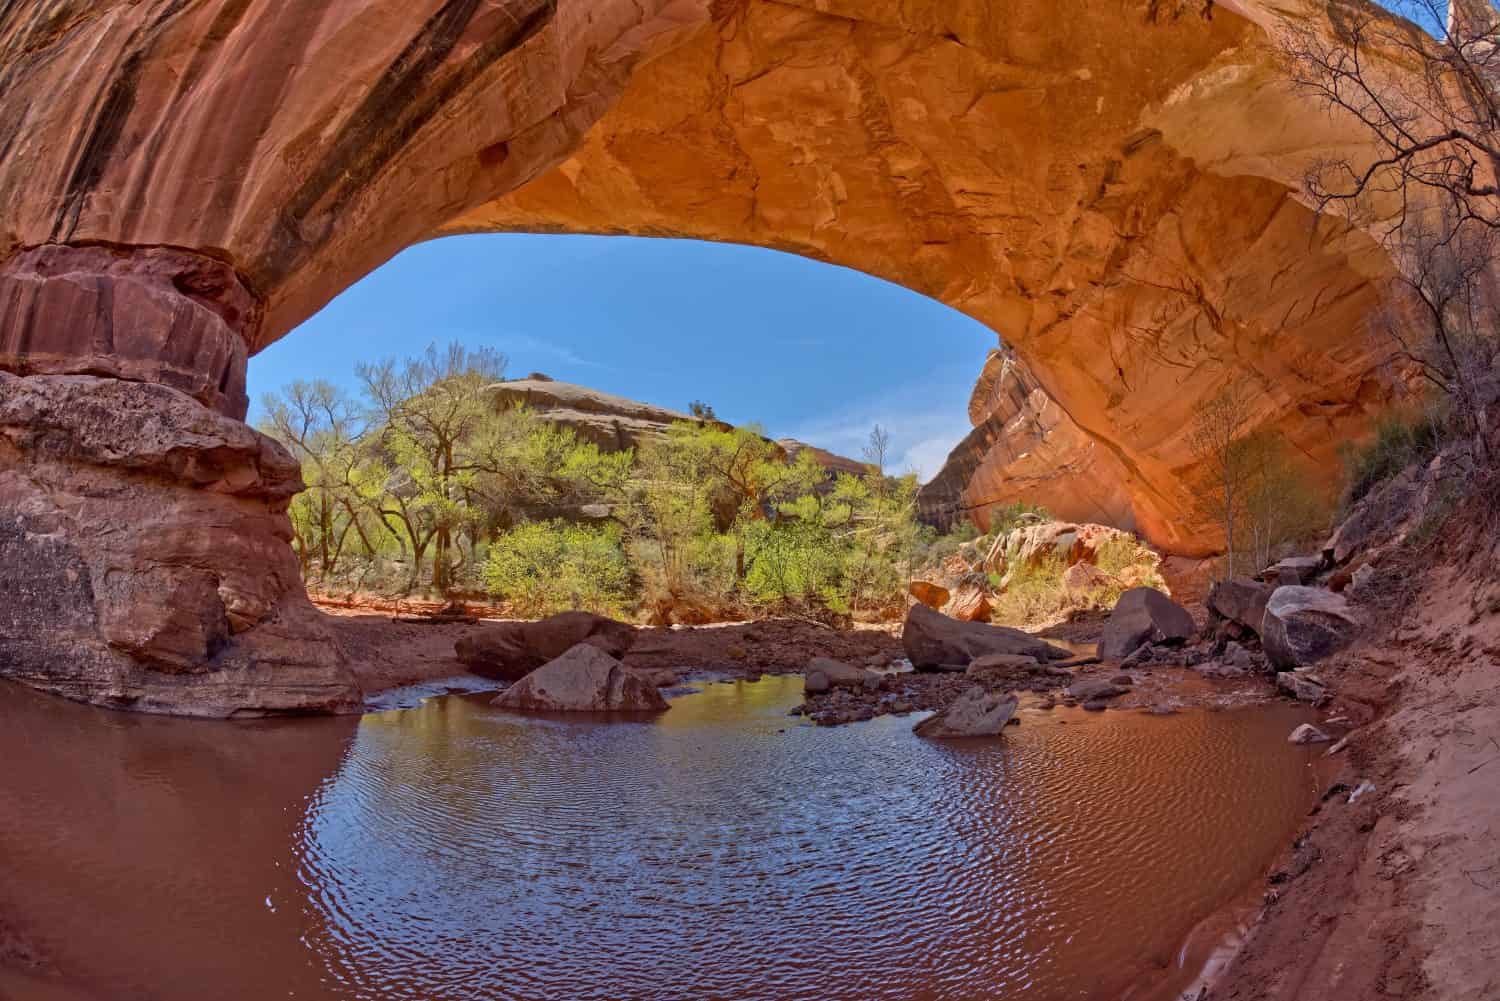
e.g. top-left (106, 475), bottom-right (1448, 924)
top-left (919, 350), bottom-right (1137, 533)
top-left (0, 0), bottom-right (1419, 553)
top-left (0, 373), bottom-right (360, 716)
top-left (0, 246), bottom-right (253, 416)
top-left (0, 0), bottom-right (1444, 713)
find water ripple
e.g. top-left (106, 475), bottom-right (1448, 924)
top-left (287, 678), bottom-right (1318, 1001)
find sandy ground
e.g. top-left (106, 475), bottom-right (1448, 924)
top-left (1206, 560), bottom-right (1500, 1001)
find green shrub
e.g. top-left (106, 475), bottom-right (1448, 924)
top-left (484, 520), bottom-right (632, 617)
top-left (990, 555), bottom-right (1070, 627)
top-left (987, 502), bottom-right (1051, 536)
top-left (743, 519), bottom-right (844, 611)
top-left (990, 535), bottom-right (1166, 629)
top-left (1339, 411), bottom-right (1445, 510)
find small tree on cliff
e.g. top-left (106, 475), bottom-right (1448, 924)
top-left (1285, 0), bottom-right (1500, 443)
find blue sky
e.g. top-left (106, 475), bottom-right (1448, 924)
top-left (249, 234), bottom-right (997, 480)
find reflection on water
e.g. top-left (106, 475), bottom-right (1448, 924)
top-left (0, 678), bottom-right (1320, 1001)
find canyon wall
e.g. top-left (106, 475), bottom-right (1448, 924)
top-left (918, 349), bottom-right (1138, 533)
top-left (0, 0), bottom-right (1430, 712)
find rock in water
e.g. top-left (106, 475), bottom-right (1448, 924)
top-left (806, 657), bottom-right (874, 691)
top-left (493, 644), bottom-right (668, 712)
top-left (1277, 671), bottom-right (1329, 704)
top-left (1262, 587), bottom-right (1360, 670)
top-left (902, 604), bottom-right (1071, 671)
top-left (1099, 587), bottom-right (1196, 660)
top-left (1207, 578), bottom-right (1276, 636)
top-left (914, 687), bottom-right (1019, 738)
top-left (456, 612), bottom-right (636, 681)
top-left (1288, 724), bottom-right (1331, 744)
top-left (1066, 676), bottom-right (1131, 702)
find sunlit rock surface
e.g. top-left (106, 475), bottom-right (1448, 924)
top-left (0, 0), bottom-right (1427, 711)
top-left (919, 350), bottom-right (1137, 532)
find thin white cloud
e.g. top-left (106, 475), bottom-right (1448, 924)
top-left (497, 333), bottom-right (603, 371)
top-left (783, 408), bottom-right (969, 482)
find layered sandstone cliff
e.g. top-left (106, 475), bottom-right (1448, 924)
top-left (0, 372), bottom-right (360, 716)
top-left (489, 374), bottom-right (866, 473)
top-left (489, 376), bottom-right (699, 452)
top-left (918, 349), bottom-right (1137, 532)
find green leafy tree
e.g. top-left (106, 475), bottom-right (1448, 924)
top-left (259, 379), bottom-right (377, 585)
top-left (358, 342), bottom-right (507, 594)
top-left (484, 521), bottom-right (632, 617)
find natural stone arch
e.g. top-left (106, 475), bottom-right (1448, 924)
top-left (0, 0), bottom-right (1420, 714)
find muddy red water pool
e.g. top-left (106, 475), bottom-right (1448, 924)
top-left (0, 677), bottom-right (1322, 1001)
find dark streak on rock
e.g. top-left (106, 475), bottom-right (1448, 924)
top-left (257, 0), bottom-right (557, 291)
top-left (47, 0), bottom-right (192, 243)
top-left (118, 0), bottom-right (259, 230)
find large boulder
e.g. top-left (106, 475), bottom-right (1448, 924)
top-left (913, 687), bottom-right (1019, 738)
top-left (985, 520), bottom-right (1139, 574)
top-left (1099, 588), bottom-right (1195, 660)
top-left (902, 604), bottom-right (1070, 671)
top-left (492, 644), bottom-right (668, 712)
top-left (456, 612), bottom-right (636, 682)
top-left (1263, 556), bottom-right (1326, 587)
top-left (1206, 578), bottom-right (1275, 636)
top-left (1262, 587), bottom-right (1360, 669)
top-left (908, 580), bottom-right (950, 610)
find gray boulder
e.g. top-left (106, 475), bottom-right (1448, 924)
top-left (1224, 641), bottom-right (1256, 671)
top-left (1099, 587), bottom-right (1196, 660)
top-left (1277, 671), bottom-right (1328, 703)
top-left (913, 687), bottom-right (1019, 738)
top-left (1288, 723), bottom-right (1331, 744)
top-left (966, 653), bottom-right (1041, 684)
top-left (810, 654), bottom-right (876, 693)
top-left (1262, 586), bottom-right (1360, 669)
top-left (1264, 556), bottom-right (1324, 587)
top-left (1207, 578), bottom-right (1275, 636)
top-left (457, 611), bottom-right (636, 681)
top-left (493, 644), bottom-right (668, 712)
top-left (901, 604), bottom-right (1070, 671)
top-left (1067, 676), bottom-right (1131, 702)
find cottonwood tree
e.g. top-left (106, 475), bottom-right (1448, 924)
top-left (863, 424), bottom-right (893, 476)
top-left (358, 342), bottom-right (508, 594)
top-left (1288, 0), bottom-right (1499, 236)
top-left (259, 379), bottom-right (378, 584)
top-left (1189, 382), bottom-right (1329, 576)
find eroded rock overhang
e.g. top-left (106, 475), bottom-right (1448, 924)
top-left (0, 0), bottom-right (1421, 556)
